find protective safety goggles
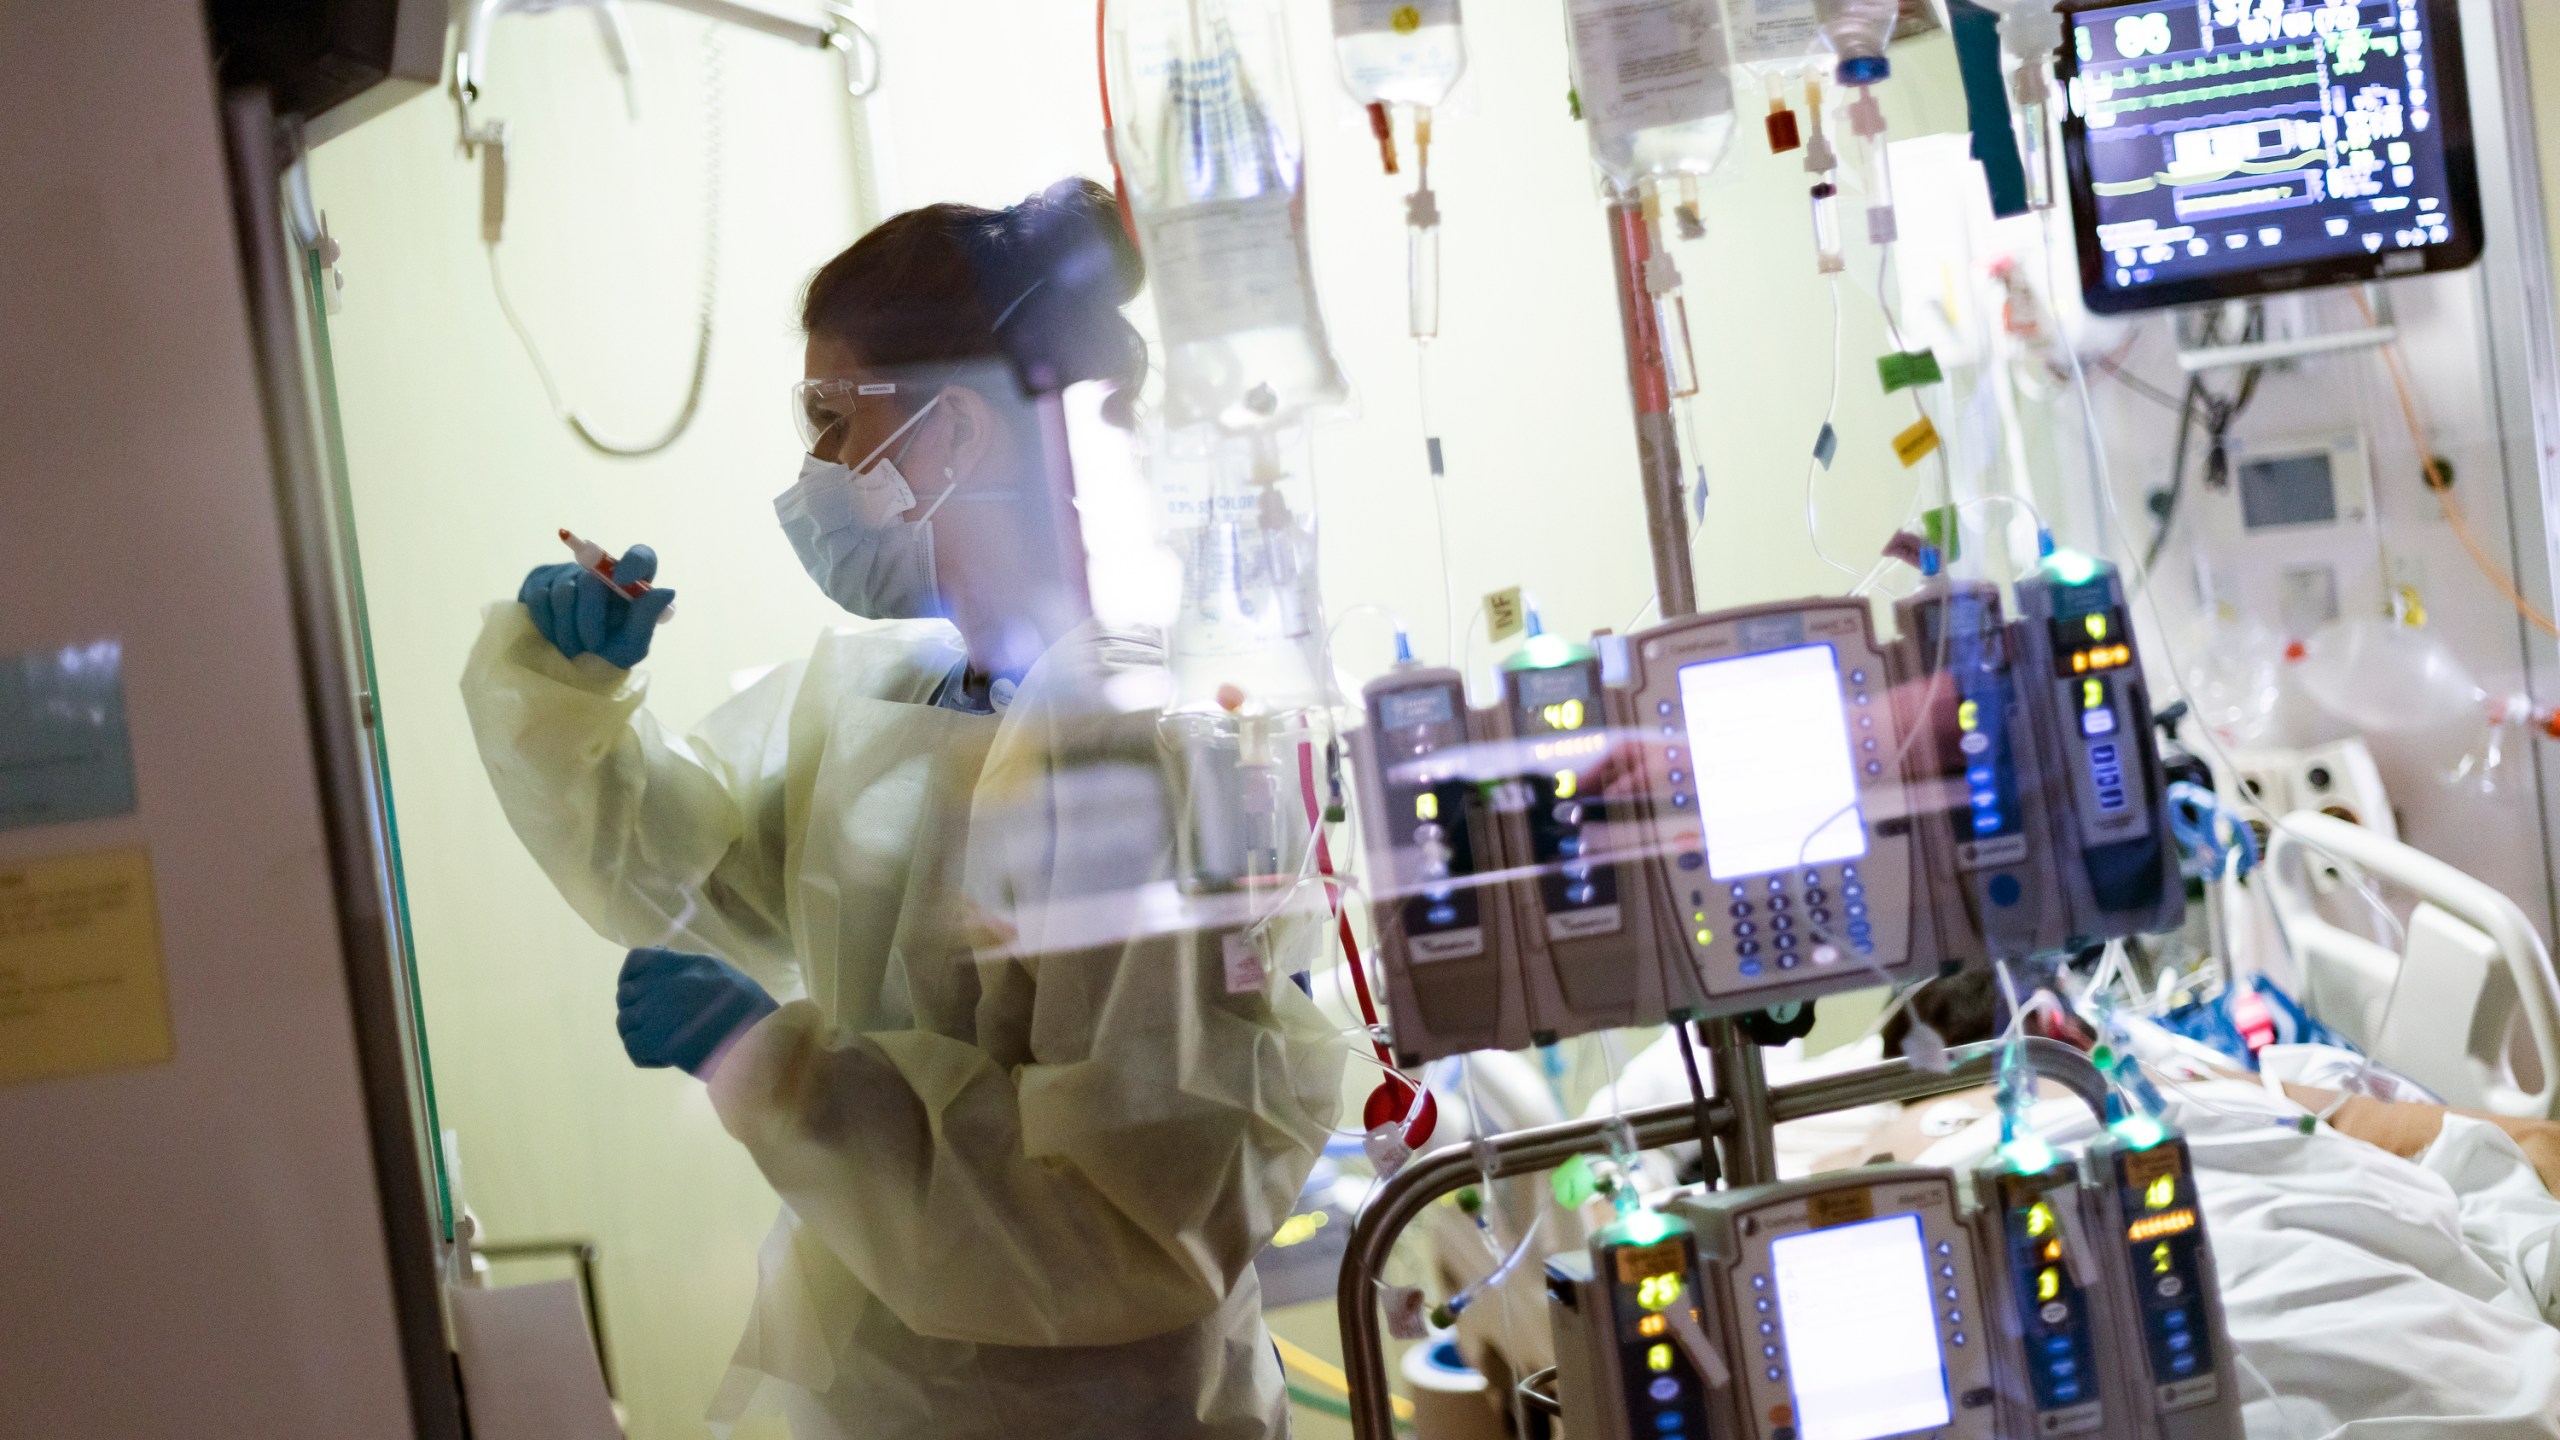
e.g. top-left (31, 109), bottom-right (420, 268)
top-left (791, 376), bottom-right (909, 456)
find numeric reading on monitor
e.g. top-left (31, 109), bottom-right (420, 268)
top-left (2062, 0), bottom-right (2479, 311)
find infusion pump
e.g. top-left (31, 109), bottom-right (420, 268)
top-left (1548, 1139), bottom-right (2241, 1440)
top-left (1354, 554), bottom-right (2183, 1065)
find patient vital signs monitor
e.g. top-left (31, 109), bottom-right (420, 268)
top-left (2058, 0), bottom-right (2483, 313)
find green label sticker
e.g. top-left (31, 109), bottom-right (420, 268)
top-left (1878, 349), bottom-right (1945, 394)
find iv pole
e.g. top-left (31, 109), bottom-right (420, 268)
top-left (1603, 193), bottom-right (1781, 1188)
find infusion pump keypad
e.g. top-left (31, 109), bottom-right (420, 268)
top-left (1711, 1176), bottom-right (1996, 1440)
top-left (1631, 604), bottom-right (1914, 1001)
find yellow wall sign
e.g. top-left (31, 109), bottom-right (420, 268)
top-left (0, 846), bottom-right (172, 1086)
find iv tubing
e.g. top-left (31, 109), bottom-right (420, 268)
top-left (1300, 740), bottom-right (1397, 1070)
top-left (2353, 289), bottom-right (2557, 636)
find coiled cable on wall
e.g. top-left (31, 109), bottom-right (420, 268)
top-left (485, 25), bottom-right (722, 459)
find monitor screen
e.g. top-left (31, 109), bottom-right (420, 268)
top-left (1771, 1215), bottom-right (1953, 1440)
top-left (2060, 0), bottom-right (2481, 313)
top-left (1678, 645), bottom-right (1868, 880)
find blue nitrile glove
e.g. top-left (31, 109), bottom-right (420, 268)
top-left (615, 947), bottom-right (777, 1077)
top-left (519, 544), bottom-right (674, 669)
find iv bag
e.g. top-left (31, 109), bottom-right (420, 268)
top-left (1724, 0), bottom-right (1822, 72)
top-left (1153, 430), bottom-right (1329, 714)
top-left (1331, 0), bottom-right (1466, 109)
top-left (1110, 0), bottom-right (1349, 432)
top-left (1813, 0), bottom-right (1897, 83)
top-left (1563, 0), bottom-right (1740, 191)
top-left (2296, 619), bottom-right (2485, 734)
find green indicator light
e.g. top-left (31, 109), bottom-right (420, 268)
top-left (2112, 1114), bottom-right (2169, 1150)
top-left (2043, 547), bottom-right (2101, 586)
top-left (1600, 1207), bottom-right (1681, 1247)
top-left (1505, 631), bottom-right (1594, 671)
top-left (2002, 1134), bottom-right (2058, 1175)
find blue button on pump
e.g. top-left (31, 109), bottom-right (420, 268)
top-left (1989, 875), bottom-right (2022, 907)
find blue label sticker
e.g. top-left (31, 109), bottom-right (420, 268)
top-left (1813, 422), bottom-right (1839, 469)
top-left (0, 640), bottom-right (138, 832)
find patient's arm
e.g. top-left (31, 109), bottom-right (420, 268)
top-left (2276, 1082), bottom-right (2560, 1199)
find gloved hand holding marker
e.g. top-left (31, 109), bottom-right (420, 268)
top-left (560, 529), bottom-right (675, 621)
top-left (520, 532), bottom-right (675, 669)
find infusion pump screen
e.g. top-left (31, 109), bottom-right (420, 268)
top-left (2064, 0), bottom-right (2475, 309)
top-left (1770, 1216), bottom-right (1954, 1440)
top-left (1678, 645), bottom-right (1868, 880)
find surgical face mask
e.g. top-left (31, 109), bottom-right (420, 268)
top-left (774, 395), bottom-right (957, 619)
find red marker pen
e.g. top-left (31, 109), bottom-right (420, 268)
top-left (559, 529), bottom-right (675, 623)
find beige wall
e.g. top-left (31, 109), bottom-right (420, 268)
top-left (308, 6), bottom-right (1973, 1436)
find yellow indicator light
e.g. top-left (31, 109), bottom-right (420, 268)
top-left (1695, 929), bottom-right (1714, 947)
top-left (1647, 1343), bottom-right (1673, 1373)
top-left (2082, 678), bottom-right (2105, 710)
top-left (2025, 1201), bottom-right (2054, 1238)
top-left (2126, 1209), bottom-right (2197, 1243)
top-left (2072, 652), bottom-right (2088, 674)
top-left (1415, 792), bottom-right (1439, 822)
top-left (1553, 769), bottom-right (1578, 800)
top-left (2086, 614), bottom-right (2110, 640)
top-left (2152, 1241), bottom-right (2174, 1275)
top-left (1637, 1273), bottom-right (1685, 1312)
top-left (1957, 698), bottom-right (1980, 732)
top-left (1542, 698), bottom-right (1586, 732)
top-left (2042, 1239), bottom-right (2062, 1263)
top-left (2145, 1174), bottom-right (2178, 1211)
top-left (2037, 1267), bottom-right (2061, 1302)
top-left (1638, 1315), bottom-right (1667, 1337)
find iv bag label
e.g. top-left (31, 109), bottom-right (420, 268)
top-left (1484, 587), bottom-right (1525, 641)
top-left (1334, 0), bottom-right (1456, 37)
top-left (1143, 198), bottom-right (1310, 348)
top-left (1728, 0), bottom-right (1818, 64)
top-left (1570, 0), bottom-right (1734, 135)
top-left (1222, 931), bottom-right (1268, 996)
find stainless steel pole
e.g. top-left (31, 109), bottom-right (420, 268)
top-left (1604, 194), bottom-right (1785, 1187)
top-left (1334, 1039), bottom-right (2111, 1439)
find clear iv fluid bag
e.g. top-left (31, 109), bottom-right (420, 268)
top-left (1564, 0), bottom-right (1739, 191)
top-left (1110, 0), bottom-right (1348, 432)
top-left (1157, 434), bottom-right (1328, 713)
top-left (1725, 0), bottom-right (1821, 72)
top-left (1813, 0), bottom-right (1896, 83)
top-left (1332, 0), bottom-right (1465, 109)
